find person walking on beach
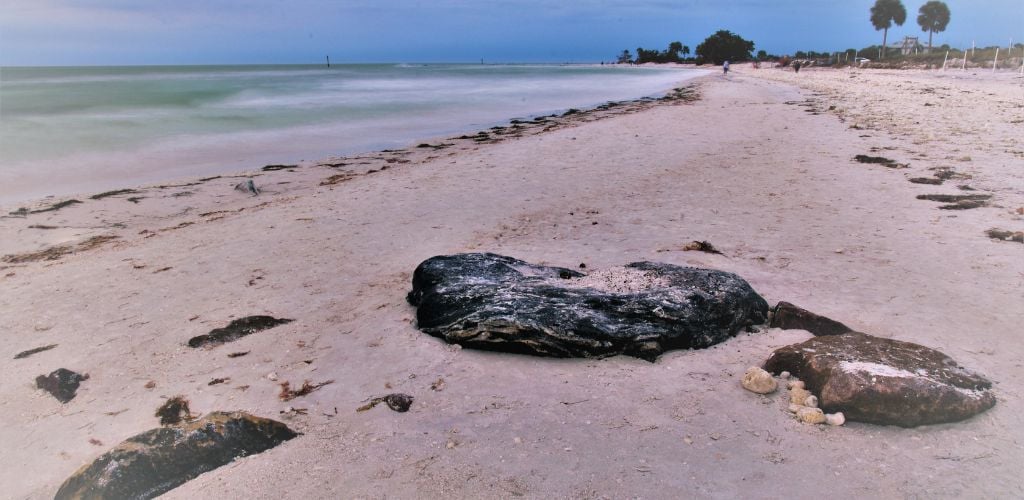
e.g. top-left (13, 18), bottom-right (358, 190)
top-left (723, 60), bottom-right (730, 74)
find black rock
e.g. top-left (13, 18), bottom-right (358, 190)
top-left (407, 253), bottom-right (769, 361)
top-left (55, 412), bottom-right (298, 500)
top-left (35, 368), bottom-right (88, 403)
top-left (188, 316), bottom-right (293, 348)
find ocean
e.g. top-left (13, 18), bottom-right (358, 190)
top-left (0, 64), bottom-right (703, 205)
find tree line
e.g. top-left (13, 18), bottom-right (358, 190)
top-left (614, 1), bottom-right (954, 65)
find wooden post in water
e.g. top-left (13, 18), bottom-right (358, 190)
top-left (327, 55), bottom-right (330, 68)
top-left (992, 48), bottom-right (999, 73)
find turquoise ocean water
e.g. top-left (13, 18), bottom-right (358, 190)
top-left (0, 64), bottom-right (702, 204)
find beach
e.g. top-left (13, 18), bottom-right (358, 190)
top-left (1, 66), bottom-right (1023, 498)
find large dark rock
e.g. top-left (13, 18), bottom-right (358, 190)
top-left (36, 368), bottom-right (88, 403)
top-left (407, 253), bottom-right (769, 360)
top-left (770, 301), bottom-right (853, 336)
top-left (55, 412), bottom-right (298, 500)
top-left (763, 332), bottom-right (996, 427)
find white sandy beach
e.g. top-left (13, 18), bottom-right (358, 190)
top-left (1, 67), bottom-right (1022, 498)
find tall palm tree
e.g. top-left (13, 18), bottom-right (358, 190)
top-left (870, 0), bottom-right (907, 59)
top-left (917, 1), bottom-right (951, 52)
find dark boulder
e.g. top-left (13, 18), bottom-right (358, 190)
top-left (763, 332), bottom-right (995, 427)
top-left (407, 253), bottom-right (769, 361)
top-left (36, 368), bottom-right (88, 403)
top-left (770, 301), bottom-right (853, 336)
top-left (55, 412), bottom-right (298, 500)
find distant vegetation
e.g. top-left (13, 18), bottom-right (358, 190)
top-left (870, 0), bottom-right (907, 59)
top-left (616, 30), bottom-right (753, 65)
top-left (916, 1), bottom-right (951, 52)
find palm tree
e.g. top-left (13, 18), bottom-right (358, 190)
top-left (917, 1), bottom-right (951, 52)
top-left (870, 0), bottom-right (907, 59)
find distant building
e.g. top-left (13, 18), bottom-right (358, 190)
top-left (889, 36), bottom-right (921, 55)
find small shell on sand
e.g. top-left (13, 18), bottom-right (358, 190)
top-left (790, 387), bottom-right (812, 405)
top-left (825, 412), bottom-right (846, 426)
top-left (797, 407), bottom-right (826, 424)
top-left (741, 367), bottom-right (778, 394)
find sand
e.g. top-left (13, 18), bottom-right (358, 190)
top-left (1, 66), bottom-right (1022, 498)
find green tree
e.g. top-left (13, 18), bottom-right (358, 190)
top-left (617, 49), bottom-right (633, 64)
top-left (756, 50), bottom-right (768, 61)
top-left (917, 1), bottom-right (951, 52)
top-left (870, 0), bottom-right (907, 59)
top-left (682, 45), bottom-right (691, 58)
top-left (695, 30), bottom-right (755, 65)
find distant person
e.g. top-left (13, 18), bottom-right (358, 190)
top-left (793, 61), bottom-right (801, 73)
top-left (723, 60), bottom-right (730, 74)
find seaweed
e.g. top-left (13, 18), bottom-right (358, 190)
top-left (682, 240), bottom-right (724, 255)
top-left (30, 199), bottom-right (82, 214)
top-left (262, 164), bottom-right (298, 171)
top-left (187, 316), bottom-right (293, 348)
top-left (155, 396), bottom-right (194, 425)
top-left (278, 380), bottom-right (334, 401)
top-left (14, 344), bottom-right (57, 359)
top-left (854, 155), bottom-right (906, 168)
top-left (89, 189), bottom-right (138, 200)
top-left (356, 393), bottom-right (414, 412)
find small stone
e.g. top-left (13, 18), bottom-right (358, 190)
top-left (825, 412), bottom-right (846, 426)
top-left (513, 437), bottom-right (522, 445)
top-left (267, 372), bottom-right (278, 381)
top-left (709, 433), bottom-right (721, 441)
top-left (36, 369), bottom-right (88, 403)
top-left (804, 395), bottom-right (819, 408)
top-left (741, 366), bottom-right (778, 394)
top-left (683, 437), bottom-right (693, 445)
top-left (787, 380), bottom-right (804, 390)
top-left (796, 407), bottom-right (826, 424)
top-left (779, 371), bottom-right (791, 380)
top-left (446, 440), bottom-right (456, 449)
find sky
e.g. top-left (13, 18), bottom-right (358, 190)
top-left (1, 0), bottom-right (1021, 65)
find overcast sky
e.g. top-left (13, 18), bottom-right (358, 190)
top-left (1, 0), bottom-right (1021, 65)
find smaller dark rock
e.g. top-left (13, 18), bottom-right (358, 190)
top-left (770, 302), bottom-right (853, 336)
top-left (36, 368), bottom-right (88, 403)
top-left (262, 164), bottom-right (298, 171)
top-left (908, 177), bottom-right (943, 185)
top-left (14, 343), bottom-right (58, 359)
top-left (188, 316), bottom-right (293, 348)
top-left (385, 393), bottom-right (414, 412)
top-left (986, 228), bottom-right (1024, 243)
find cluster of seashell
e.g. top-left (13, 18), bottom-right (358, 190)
top-left (783, 373), bottom-right (844, 426)
top-left (740, 367), bottom-right (844, 426)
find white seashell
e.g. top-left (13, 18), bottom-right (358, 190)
top-left (825, 412), bottom-right (846, 426)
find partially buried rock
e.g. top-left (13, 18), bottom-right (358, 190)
top-left (763, 332), bottom-right (995, 427)
top-left (36, 368), bottom-right (88, 403)
top-left (407, 253), bottom-right (768, 361)
top-left (741, 367), bottom-right (778, 394)
top-left (770, 301), bottom-right (853, 336)
top-left (55, 412), bottom-right (298, 500)
top-left (188, 316), bottom-right (293, 348)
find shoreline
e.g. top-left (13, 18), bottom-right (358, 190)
top-left (2, 67), bottom-right (1023, 498)
top-left (0, 64), bottom-right (705, 207)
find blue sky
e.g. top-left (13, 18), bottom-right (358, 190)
top-left (1, 0), bottom-right (1020, 65)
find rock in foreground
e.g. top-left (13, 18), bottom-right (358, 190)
top-left (407, 253), bottom-right (769, 360)
top-left (763, 332), bottom-right (995, 427)
top-left (55, 412), bottom-right (298, 500)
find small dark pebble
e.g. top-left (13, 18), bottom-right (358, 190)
top-left (36, 369), bottom-right (88, 403)
top-left (385, 393), bottom-right (414, 412)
